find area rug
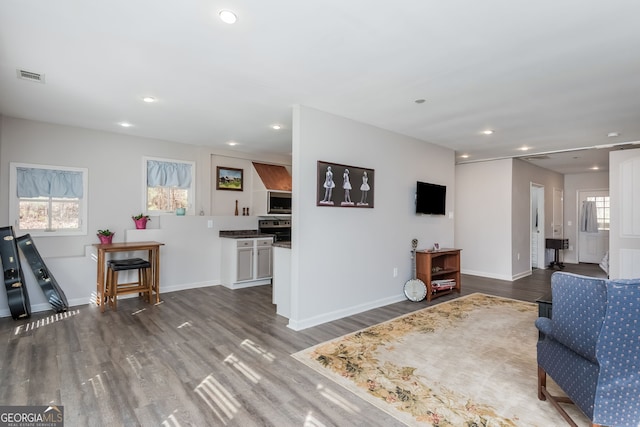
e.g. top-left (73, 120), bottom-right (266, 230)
top-left (292, 293), bottom-right (590, 426)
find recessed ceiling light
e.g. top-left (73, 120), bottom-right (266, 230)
top-left (519, 146), bottom-right (530, 151)
top-left (119, 122), bottom-right (133, 128)
top-left (460, 154), bottom-right (470, 159)
top-left (226, 141), bottom-right (238, 146)
top-left (142, 96), bottom-right (156, 103)
top-left (271, 124), bottom-right (282, 130)
top-left (414, 99), bottom-right (426, 104)
top-left (219, 10), bottom-right (237, 24)
top-left (482, 130), bottom-right (494, 135)
top-left (591, 166), bottom-right (600, 170)
top-left (607, 132), bottom-right (620, 137)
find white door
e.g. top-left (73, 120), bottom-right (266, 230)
top-left (552, 188), bottom-right (563, 238)
top-left (530, 184), bottom-right (545, 269)
top-left (578, 190), bottom-right (609, 263)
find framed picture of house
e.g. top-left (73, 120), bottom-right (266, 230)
top-left (216, 166), bottom-right (244, 191)
top-left (317, 160), bottom-right (374, 208)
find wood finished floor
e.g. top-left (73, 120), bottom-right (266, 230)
top-left (0, 263), bottom-right (605, 426)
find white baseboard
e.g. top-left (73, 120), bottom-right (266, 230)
top-left (287, 293), bottom-right (406, 331)
top-left (221, 279), bottom-right (271, 290)
top-left (461, 269), bottom-right (514, 282)
top-left (0, 280), bottom-right (220, 319)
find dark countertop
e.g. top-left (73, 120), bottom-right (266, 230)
top-left (272, 241), bottom-right (291, 249)
top-left (219, 230), bottom-right (275, 239)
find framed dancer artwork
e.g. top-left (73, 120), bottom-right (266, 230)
top-left (317, 161), bottom-right (374, 208)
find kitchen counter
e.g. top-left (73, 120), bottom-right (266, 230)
top-left (219, 230), bottom-right (275, 239)
top-left (272, 241), bottom-right (291, 249)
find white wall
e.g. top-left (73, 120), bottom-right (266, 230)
top-left (456, 159), bottom-right (564, 281)
top-left (511, 159), bottom-right (564, 278)
top-left (455, 159), bottom-right (513, 280)
top-left (609, 148), bottom-right (640, 279)
top-left (0, 116), bottom-right (289, 317)
top-left (562, 171), bottom-right (609, 264)
top-left (289, 106), bottom-right (455, 330)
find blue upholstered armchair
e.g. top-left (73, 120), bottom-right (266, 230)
top-left (535, 272), bottom-right (640, 427)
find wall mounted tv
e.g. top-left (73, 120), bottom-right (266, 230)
top-left (416, 181), bottom-right (446, 215)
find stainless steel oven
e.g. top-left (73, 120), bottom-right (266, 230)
top-left (259, 219), bottom-right (291, 242)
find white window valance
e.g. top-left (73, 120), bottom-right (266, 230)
top-left (147, 160), bottom-right (192, 189)
top-left (17, 167), bottom-right (83, 198)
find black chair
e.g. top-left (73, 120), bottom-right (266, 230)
top-left (105, 258), bottom-right (151, 311)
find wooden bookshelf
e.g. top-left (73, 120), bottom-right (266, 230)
top-left (415, 248), bottom-right (461, 302)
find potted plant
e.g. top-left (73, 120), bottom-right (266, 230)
top-left (97, 229), bottom-right (115, 244)
top-left (132, 213), bottom-right (151, 229)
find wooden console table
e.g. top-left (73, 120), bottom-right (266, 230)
top-left (416, 248), bottom-right (461, 302)
top-left (93, 241), bottom-right (164, 312)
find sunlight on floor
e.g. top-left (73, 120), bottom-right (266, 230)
top-left (125, 354), bottom-right (143, 379)
top-left (304, 411), bottom-right (327, 427)
top-left (316, 384), bottom-right (361, 414)
top-left (84, 373), bottom-right (107, 397)
top-left (177, 321), bottom-right (192, 329)
top-left (13, 309), bottom-right (80, 335)
top-left (194, 374), bottom-right (241, 425)
top-left (240, 338), bottom-right (275, 362)
top-left (160, 409), bottom-right (182, 427)
top-left (223, 353), bottom-right (261, 383)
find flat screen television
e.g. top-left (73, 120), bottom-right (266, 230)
top-left (416, 181), bottom-right (446, 215)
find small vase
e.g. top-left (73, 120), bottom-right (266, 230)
top-left (134, 218), bottom-right (148, 229)
top-left (98, 234), bottom-right (114, 244)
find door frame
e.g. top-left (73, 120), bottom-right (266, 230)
top-left (530, 183), bottom-right (546, 269)
top-left (576, 188), bottom-right (609, 263)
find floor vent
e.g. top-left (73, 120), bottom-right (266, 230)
top-left (16, 69), bottom-right (45, 83)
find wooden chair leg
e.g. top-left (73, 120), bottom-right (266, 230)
top-left (538, 365), bottom-right (580, 427)
top-left (105, 268), bottom-right (114, 309)
top-left (147, 267), bottom-right (152, 302)
top-left (111, 270), bottom-right (119, 311)
top-left (141, 268), bottom-right (151, 302)
top-left (538, 365), bottom-right (547, 401)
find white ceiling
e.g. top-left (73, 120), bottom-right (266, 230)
top-left (2, 1), bottom-right (640, 174)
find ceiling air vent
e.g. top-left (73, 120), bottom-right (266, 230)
top-left (16, 69), bottom-right (45, 83)
top-left (522, 155), bottom-right (550, 161)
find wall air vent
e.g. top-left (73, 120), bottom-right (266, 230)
top-left (16, 69), bottom-right (45, 83)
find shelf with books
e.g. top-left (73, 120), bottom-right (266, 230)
top-left (416, 248), bottom-right (461, 302)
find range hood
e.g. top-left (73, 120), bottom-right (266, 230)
top-left (252, 162), bottom-right (292, 191)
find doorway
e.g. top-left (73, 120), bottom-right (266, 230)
top-left (577, 190), bottom-right (609, 263)
top-left (530, 183), bottom-right (545, 269)
top-left (552, 188), bottom-right (564, 239)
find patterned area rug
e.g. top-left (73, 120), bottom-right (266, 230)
top-left (292, 293), bottom-right (590, 426)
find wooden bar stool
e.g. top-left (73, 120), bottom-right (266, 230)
top-left (105, 258), bottom-right (152, 311)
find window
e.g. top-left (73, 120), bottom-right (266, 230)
top-left (587, 196), bottom-right (610, 231)
top-left (10, 163), bottom-right (88, 236)
top-left (144, 157), bottom-right (195, 213)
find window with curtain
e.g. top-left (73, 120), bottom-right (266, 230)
top-left (10, 163), bottom-right (88, 236)
top-left (144, 157), bottom-right (195, 213)
top-left (586, 196), bottom-right (610, 231)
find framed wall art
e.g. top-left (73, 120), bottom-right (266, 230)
top-left (317, 160), bottom-right (374, 208)
top-left (216, 166), bottom-right (244, 191)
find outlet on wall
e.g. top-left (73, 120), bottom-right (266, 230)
top-left (393, 267), bottom-right (398, 277)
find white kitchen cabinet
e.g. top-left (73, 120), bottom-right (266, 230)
top-left (256, 239), bottom-right (272, 279)
top-left (221, 237), bottom-right (273, 289)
